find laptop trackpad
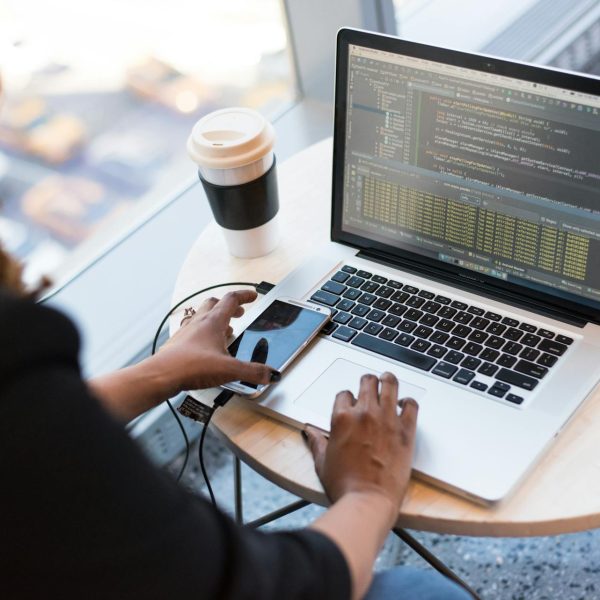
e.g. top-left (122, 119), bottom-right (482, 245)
top-left (294, 358), bottom-right (427, 429)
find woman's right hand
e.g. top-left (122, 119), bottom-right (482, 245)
top-left (305, 372), bottom-right (418, 523)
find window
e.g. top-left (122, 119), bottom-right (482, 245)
top-left (0, 0), bottom-right (293, 285)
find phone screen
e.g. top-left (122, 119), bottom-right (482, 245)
top-left (227, 300), bottom-right (329, 389)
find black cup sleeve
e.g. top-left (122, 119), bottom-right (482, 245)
top-left (199, 158), bottom-right (279, 231)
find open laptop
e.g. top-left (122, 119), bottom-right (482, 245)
top-left (247, 28), bottom-right (600, 505)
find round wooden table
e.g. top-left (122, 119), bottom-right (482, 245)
top-left (172, 138), bottom-right (600, 537)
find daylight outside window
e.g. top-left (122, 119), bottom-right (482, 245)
top-left (0, 0), bottom-right (293, 284)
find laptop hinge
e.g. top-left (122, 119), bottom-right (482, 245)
top-left (358, 249), bottom-right (588, 328)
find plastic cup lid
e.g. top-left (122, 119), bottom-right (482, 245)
top-left (187, 107), bottom-right (275, 170)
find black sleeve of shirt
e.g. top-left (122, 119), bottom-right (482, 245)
top-left (0, 292), bottom-right (351, 600)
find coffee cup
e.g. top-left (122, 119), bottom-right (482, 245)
top-left (187, 107), bottom-right (279, 258)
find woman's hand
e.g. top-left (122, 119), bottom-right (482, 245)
top-left (153, 289), bottom-right (278, 395)
top-left (305, 372), bottom-right (418, 521)
top-left (89, 289), bottom-right (277, 421)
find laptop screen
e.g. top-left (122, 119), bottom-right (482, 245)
top-left (336, 33), bottom-right (600, 316)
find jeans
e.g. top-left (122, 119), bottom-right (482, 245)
top-left (364, 566), bottom-right (473, 600)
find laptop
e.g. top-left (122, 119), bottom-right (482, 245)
top-left (245, 28), bottom-right (600, 505)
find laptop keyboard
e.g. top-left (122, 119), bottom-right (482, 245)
top-left (310, 265), bottom-right (574, 406)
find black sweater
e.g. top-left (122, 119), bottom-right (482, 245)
top-left (0, 291), bottom-right (350, 599)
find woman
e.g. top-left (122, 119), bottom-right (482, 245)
top-left (0, 250), bottom-right (471, 597)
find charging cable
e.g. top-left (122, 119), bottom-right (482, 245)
top-left (151, 280), bottom-right (275, 487)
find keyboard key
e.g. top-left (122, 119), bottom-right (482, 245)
top-left (485, 335), bottom-right (505, 349)
top-left (398, 320), bottom-right (418, 333)
top-left (468, 330), bottom-right (488, 344)
top-left (470, 381), bottom-right (488, 391)
top-left (435, 295), bottom-right (451, 305)
top-left (341, 265), bottom-right (357, 274)
top-left (361, 281), bottom-right (379, 293)
top-left (484, 311), bottom-right (502, 321)
top-left (322, 280), bottom-right (347, 295)
top-left (331, 271), bottom-right (350, 283)
top-left (436, 318), bottom-right (455, 332)
top-left (418, 290), bottom-right (435, 299)
top-left (348, 317), bottom-right (368, 330)
top-left (480, 348), bottom-right (500, 362)
top-left (352, 304), bottom-right (370, 317)
top-left (422, 301), bottom-right (441, 314)
top-left (453, 368), bottom-right (475, 384)
top-left (488, 384), bottom-right (508, 398)
top-left (478, 362), bottom-right (498, 376)
top-left (503, 342), bottom-right (523, 356)
top-left (357, 270), bottom-right (372, 279)
top-left (404, 309), bottom-right (424, 321)
top-left (521, 334), bottom-right (541, 347)
top-left (411, 339), bottom-right (431, 353)
top-left (495, 368), bottom-right (538, 391)
top-left (454, 312), bottom-right (473, 324)
top-left (395, 333), bottom-right (415, 347)
top-left (387, 279), bottom-right (402, 289)
top-left (333, 326), bottom-right (356, 342)
top-left (427, 345), bottom-right (447, 359)
top-left (351, 333), bottom-right (436, 371)
top-left (446, 336), bottom-right (466, 350)
top-left (379, 327), bottom-right (398, 341)
top-left (414, 325), bottom-right (433, 339)
top-left (537, 353), bottom-right (558, 367)
top-left (556, 334), bottom-right (574, 345)
top-left (438, 306), bottom-right (457, 319)
top-left (487, 322), bottom-right (507, 335)
top-left (538, 339), bottom-right (568, 356)
top-left (310, 290), bottom-right (339, 307)
top-left (372, 275), bottom-right (387, 284)
top-left (364, 322), bottom-right (383, 336)
top-left (518, 323), bottom-right (537, 333)
top-left (502, 317), bottom-right (519, 327)
top-left (381, 314), bottom-right (400, 328)
top-left (462, 356), bottom-right (481, 370)
top-left (497, 354), bottom-right (517, 368)
top-left (420, 314), bottom-right (439, 327)
top-left (467, 306), bottom-right (485, 316)
top-left (506, 393), bottom-right (524, 405)
top-left (346, 276), bottom-right (365, 288)
top-left (514, 360), bottom-right (548, 379)
top-left (503, 328), bottom-right (523, 341)
top-left (333, 312), bottom-right (352, 325)
top-left (403, 285), bottom-right (419, 294)
top-left (406, 296), bottom-right (426, 308)
top-left (463, 342), bottom-right (483, 356)
top-left (366, 309), bottom-right (386, 322)
top-left (390, 291), bottom-right (410, 303)
top-left (389, 303), bottom-right (408, 317)
top-left (445, 350), bottom-right (464, 364)
top-left (537, 328), bottom-right (555, 339)
top-left (451, 300), bottom-right (468, 310)
top-left (430, 331), bottom-right (450, 344)
top-left (375, 286), bottom-right (394, 299)
top-left (321, 321), bottom-right (338, 335)
top-left (373, 298), bottom-right (392, 311)
top-left (520, 347), bottom-right (540, 362)
top-left (337, 299), bottom-right (355, 312)
top-left (470, 317), bottom-right (490, 330)
top-left (358, 293), bottom-right (377, 306)
top-left (452, 325), bottom-right (472, 338)
top-left (432, 361), bottom-right (458, 378)
top-left (343, 288), bottom-right (362, 301)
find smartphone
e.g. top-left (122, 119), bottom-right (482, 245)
top-left (222, 297), bottom-right (332, 398)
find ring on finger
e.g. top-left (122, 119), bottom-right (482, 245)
top-left (180, 306), bottom-right (196, 326)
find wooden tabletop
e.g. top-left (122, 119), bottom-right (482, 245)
top-left (171, 138), bottom-right (600, 537)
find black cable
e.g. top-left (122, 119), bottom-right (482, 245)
top-left (151, 282), bottom-right (258, 483)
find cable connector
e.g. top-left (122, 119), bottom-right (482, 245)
top-left (255, 281), bottom-right (275, 295)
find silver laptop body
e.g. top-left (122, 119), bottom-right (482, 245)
top-left (242, 29), bottom-right (600, 505)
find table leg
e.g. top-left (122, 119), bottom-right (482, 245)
top-left (392, 528), bottom-right (481, 600)
top-left (234, 456), bottom-right (244, 525)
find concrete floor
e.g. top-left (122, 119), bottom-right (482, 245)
top-left (169, 430), bottom-right (600, 600)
